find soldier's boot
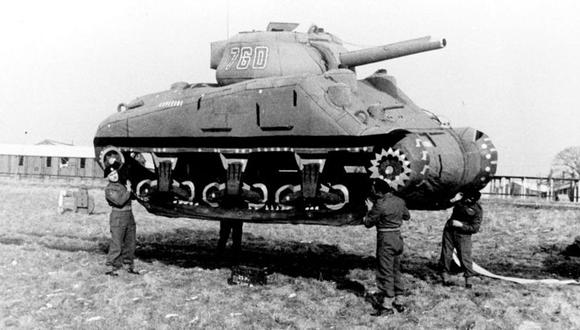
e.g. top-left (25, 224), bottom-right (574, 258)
top-left (365, 291), bottom-right (384, 309)
top-left (366, 291), bottom-right (394, 316)
top-left (376, 296), bottom-right (396, 316)
top-left (127, 266), bottom-right (140, 275)
top-left (370, 307), bottom-right (394, 317)
top-left (465, 277), bottom-right (473, 289)
top-left (125, 263), bottom-right (139, 275)
top-left (441, 272), bottom-right (452, 286)
top-left (392, 296), bottom-right (407, 313)
top-left (105, 266), bottom-right (120, 276)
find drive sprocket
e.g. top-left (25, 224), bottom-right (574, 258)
top-left (368, 147), bottom-right (412, 191)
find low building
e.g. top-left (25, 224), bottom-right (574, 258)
top-left (485, 175), bottom-right (579, 202)
top-left (0, 143), bottom-right (102, 179)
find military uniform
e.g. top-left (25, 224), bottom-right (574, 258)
top-left (105, 181), bottom-right (136, 272)
top-left (439, 198), bottom-right (482, 284)
top-left (364, 192), bottom-right (410, 308)
top-left (217, 221), bottom-right (243, 257)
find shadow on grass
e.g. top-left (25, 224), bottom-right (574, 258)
top-left (540, 242), bottom-right (580, 279)
top-left (0, 228), bottom-right (380, 297)
top-left (134, 233), bottom-right (580, 282)
top-left (460, 242), bottom-right (580, 280)
top-left (133, 228), bottom-right (377, 297)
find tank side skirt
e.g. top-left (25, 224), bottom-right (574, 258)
top-left (93, 130), bottom-right (443, 152)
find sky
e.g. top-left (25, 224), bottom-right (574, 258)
top-left (1, 0), bottom-right (579, 176)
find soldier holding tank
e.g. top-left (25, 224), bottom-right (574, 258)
top-left (439, 190), bottom-right (483, 288)
top-left (364, 179), bottom-right (411, 316)
top-left (104, 161), bottom-right (139, 276)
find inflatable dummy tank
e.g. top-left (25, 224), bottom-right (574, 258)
top-left (94, 23), bottom-right (497, 225)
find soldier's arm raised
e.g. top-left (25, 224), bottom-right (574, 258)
top-left (363, 200), bottom-right (381, 228)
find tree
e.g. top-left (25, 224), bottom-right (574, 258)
top-left (552, 146), bottom-right (580, 178)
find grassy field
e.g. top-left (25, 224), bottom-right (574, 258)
top-left (1, 179), bottom-right (579, 329)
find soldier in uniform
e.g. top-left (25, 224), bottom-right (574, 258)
top-left (439, 190), bottom-right (483, 288)
top-left (364, 180), bottom-right (411, 316)
top-left (217, 220), bottom-right (243, 260)
top-left (104, 163), bottom-right (139, 276)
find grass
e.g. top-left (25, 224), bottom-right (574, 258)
top-left (0, 179), bottom-right (579, 329)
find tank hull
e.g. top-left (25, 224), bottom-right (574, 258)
top-left (94, 66), bottom-right (497, 225)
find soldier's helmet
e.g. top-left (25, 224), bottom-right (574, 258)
top-left (462, 189), bottom-right (481, 203)
top-left (372, 179), bottom-right (392, 195)
top-left (103, 160), bottom-right (121, 178)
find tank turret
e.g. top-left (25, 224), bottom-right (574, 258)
top-left (211, 23), bottom-right (445, 85)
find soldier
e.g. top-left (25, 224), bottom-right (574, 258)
top-left (217, 220), bottom-right (244, 259)
top-left (439, 190), bottom-right (483, 288)
top-left (364, 180), bottom-right (411, 316)
top-left (104, 162), bottom-right (139, 276)
top-left (217, 221), bottom-right (243, 260)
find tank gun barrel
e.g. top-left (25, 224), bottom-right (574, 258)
top-left (339, 36), bottom-right (446, 68)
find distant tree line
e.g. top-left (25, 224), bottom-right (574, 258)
top-left (552, 146), bottom-right (580, 178)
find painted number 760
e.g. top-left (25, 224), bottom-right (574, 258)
top-left (224, 46), bottom-right (270, 70)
